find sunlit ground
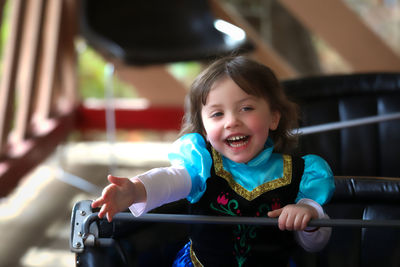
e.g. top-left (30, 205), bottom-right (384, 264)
top-left (0, 140), bottom-right (172, 267)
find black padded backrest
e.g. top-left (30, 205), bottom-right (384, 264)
top-left (324, 176), bottom-right (400, 267)
top-left (331, 176), bottom-right (400, 203)
top-left (292, 176), bottom-right (400, 267)
top-left (282, 73), bottom-right (400, 177)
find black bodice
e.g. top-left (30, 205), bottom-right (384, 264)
top-left (188, 148), bottom-right (305, 267)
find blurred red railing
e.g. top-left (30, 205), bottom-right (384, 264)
top-left (0, 0), bottom-right (78, 197)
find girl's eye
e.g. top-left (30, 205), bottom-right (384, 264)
top-left (242, 106), bottom-right (254, 112)
top-left (210, 112), bottom-right (223, 118)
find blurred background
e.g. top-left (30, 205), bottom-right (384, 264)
top-left (0, 0), bottom-right (399, 266)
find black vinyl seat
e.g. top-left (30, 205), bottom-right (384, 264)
top-left (282, 73), bottom-right (400, 177)
top-left (79, 0), bottom-right (253, 65)
top-left (292, 176), bottom-right (400, 267)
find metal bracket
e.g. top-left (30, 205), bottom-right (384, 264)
top-left (70, 200), bottom-right (98, 253)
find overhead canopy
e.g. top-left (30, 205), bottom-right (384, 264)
top-left (79, 0), bottom-right (254, 65)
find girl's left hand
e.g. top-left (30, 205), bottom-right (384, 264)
top-left (267, 203), bottom-right (318, 231)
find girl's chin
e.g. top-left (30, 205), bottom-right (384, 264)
top-left (224, 151), bottom-right (254, 164)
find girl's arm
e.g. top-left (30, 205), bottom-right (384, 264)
top-left (91, 175), bottom-right (146, 222)
top-left (293, 198), bottom-right (331, 252)
top-left (128, 166), bottom-right (192, 216)
top-left (92, 166), bottom-right (192, 221)
top-left (267, 198), bottom-right (331, 252)
top-left (285, 154), bottom-right (334, 252)
top-left (92, 133), bottom-right (209, 221)
top-left (267, 199), bottom-right (319, 231)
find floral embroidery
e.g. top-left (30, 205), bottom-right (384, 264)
top-left (211, 192), bottom-right (239, 216)
top-left (258, 203), bottom-right (272, 216)
top-left (233, 223), bottom-right (256, 266)
top-left (217, 193), bottom-right (229, 205)
top-left (210, 192), bottom-right (282, 267)
top-left (271, 198), bottom-right (282, 210)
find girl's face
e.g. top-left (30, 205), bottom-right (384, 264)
top-left (201, 77), bottom-right (281, 163)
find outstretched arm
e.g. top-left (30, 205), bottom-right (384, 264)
top-left (92, 166), bottom-right (192, 220)
top-left (91, 175), bottom-right (146, 222)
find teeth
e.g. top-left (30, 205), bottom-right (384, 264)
top-left (227, 135), bottom-right (246, 141)
top-left (226, 135), bottom-right (249, 147)
top-left (229, 140), bottom-right (248, 147)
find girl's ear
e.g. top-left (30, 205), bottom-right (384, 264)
top-left (270, 111), bottom-right (281, 131)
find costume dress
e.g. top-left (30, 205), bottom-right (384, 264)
top-left (130, 133), bottom-right (335, 267)
top-left (170, 133), bottom-right (334, 267)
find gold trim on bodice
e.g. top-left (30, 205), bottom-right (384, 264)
top-left (211, 148), bottom-right (292, 201)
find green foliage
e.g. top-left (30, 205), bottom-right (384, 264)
top-left (167, 61), bottom-right (202, 88)
top-left (0, 0), bottom-right (10, 64)
top-left (77, 43), bottom-right (137, 99)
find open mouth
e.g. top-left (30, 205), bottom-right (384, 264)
top-left (225, 135), bottom-right (250, 148)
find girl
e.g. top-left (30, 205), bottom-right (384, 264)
top-left (92, 56), bottom-right (335, 266)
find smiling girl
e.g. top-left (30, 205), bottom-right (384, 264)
top-left (92, 56), bottom-right (335, 267)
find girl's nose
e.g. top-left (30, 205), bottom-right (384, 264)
top-left (224, 113), bottom-right (240, 129)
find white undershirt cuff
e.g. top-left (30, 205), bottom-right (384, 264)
top-left (129, 166), bottom-right (191, 217)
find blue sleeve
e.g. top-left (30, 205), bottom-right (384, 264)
top-left (168, 133), bottom-right (212, 203)
top-left (296, 154), bottom-right (335, 205)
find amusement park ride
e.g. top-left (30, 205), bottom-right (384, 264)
top-left (0, 0), bottom-right (399, 266)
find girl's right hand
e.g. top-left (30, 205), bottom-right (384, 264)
top-left (91, 175), bottom-right (145, 222)
top-left (267, 203), bottom-right (318, 231)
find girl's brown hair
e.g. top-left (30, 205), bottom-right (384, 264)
top-left (180, 56), bottom-right (299, 153)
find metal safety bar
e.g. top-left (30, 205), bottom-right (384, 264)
top-left (80, 212), bottom-right (400, 249)
top-left (84, 212), bottom-right (400, 235)
top-left (296, 112), bottom-right (400, 136)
